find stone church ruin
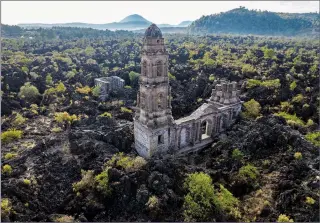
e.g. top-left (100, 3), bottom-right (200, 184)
top-left (94, 76), bottom-right (125, 101)
top-left (134, 24), bottom-right (242, 158)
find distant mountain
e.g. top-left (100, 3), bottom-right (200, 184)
top-left (120, 14), bottom-right (151, 23)
top-left (17, 14), bottom-right (191, 31)
top-left (189, 7), bottom-right (319, 36)
top-left (178, 21), bottom-right (193, 27)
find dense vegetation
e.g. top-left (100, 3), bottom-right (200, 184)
top-left (1, 26), bottom-right (319, 222)
top-left (189, 7), bottom-right (319, 36)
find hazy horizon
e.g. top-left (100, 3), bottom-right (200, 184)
top-left (2, 1), bottom-right (319, 25)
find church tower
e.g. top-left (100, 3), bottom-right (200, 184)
top-left (134, 24), bottom-right (174, 158)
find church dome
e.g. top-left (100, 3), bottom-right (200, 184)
top-left (144, 24), bottom-right (162, 38)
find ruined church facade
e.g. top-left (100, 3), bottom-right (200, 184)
top-left (134, 24), bottom-right (242, 158)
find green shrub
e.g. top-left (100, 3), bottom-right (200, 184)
top-left (120, 107), bottom-right (132, 113)
top-left (246, 79), bottom-right (280, 89)
top-left (291, 94), bottom-right (304, 103)
top-left (275, 112), bottom-right (305, 127)
top-left (54, 112), bottom-right (78, 124)
top-left (2, 164), bottom-right (13, 175)
top-left (243, 99), bottom-right (261, 119)
top-left (99, 112), bottom-right (112, 118)
top-left (183, 172), bottom-right (215, 222)
top-left (209, 75), bottom-right (215, 81)
top-left (51, 127), bottom-right (63, 133)
top-left (55, 82), bottom-right (66, 93)
top-left (44, 82), bottom-right (66, 95)
top-left (12, 113), bottom-right (26, 126)
top-left (146, 195), bottom-right (159, 209)
top-left (213, 184), bottom-right (241, 219)
top-left (231, 149), bottom-right (244, 161)
top-left (72, 170), bottom-right (95, 193)
top-left (45, 74), bottom-right (53, 85)
top-left (262, 160), bottom-right (271, 167)
top-left (55, 215), bottom-right (74, 222)
top-left (129, 71), bottom-right (140, 83)
top-left (1, 128), bottom-right (23, 144)
top-left (4, 153), bottom-right (18, 160)
top-left (297, 73), bottom-right (303, 79)
top-left (23, 179), bottom-right (31, 185)
top-left (29, 72), bottom-right (38, 79)
top-left (280, 101), bottom-right (293, 112)
top-left (305, 196), bottom-right (315, 205)
top-left (289, 81), bottom-right (297, 91)
top-left (294, 152), bottom-right (302, 160)
top-left (277, 214), bottom-right (293, 222)
top-left (18, 82), bottom-right (40, 102)
top-left (30, 104), bottom-right (39, 115)
top-left (66, 71), bottom-right (76, 79)
top-left (197, 98), bottom-right (203, 103)
top-left (305, 131), bottom-right (320, 147)
top-left (238, 164), bottom-right (259, 181)
top-left (302, 104), bottom-right (309, 109)
top-left (132, 156), bottom-right (147, 169)
top-left (95, 169), bottom-right (111, 196)
top-left (1, 198), bottom-right (13, 219)
top-left (168, 72), bottom-right (176, 80)
top-left (306, 119), bottom-right (314, 127)
top-left (241, 64), bottom-right (256, 76)
top-left (107, 153), bottom-right (146, 172)
top-left (124, 85), bottom-right (132, 89)
top-left (92, 85), bottom-right (101, 96)
top-left (76, 86), bottom-right (91, 94)
top-left (263, 48), bottom-right (275, 59)
top-left (305, 87), bottom-right (311, 92)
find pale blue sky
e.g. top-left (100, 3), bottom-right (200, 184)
top-left (2, 1), bottom-right (319, 25)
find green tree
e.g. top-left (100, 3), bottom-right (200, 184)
top-left (262, 47), bottom-right (275, 59)
top-left (241, 64), bottom-right (256, 77)
top-left (92, 85), bottom-right (101, 97)
top-left (18, 82), bottom-right (40, 102)
top-left (129, 71), bottom-right (140, 85)
top-left (242, 99), bottom-right (261, 119)
top-left (213, 185), bottom-right (241, 219)
top-left (183, 172), bottom-right (215, 222)
top-left (45, 74), bottom-right (53, 85)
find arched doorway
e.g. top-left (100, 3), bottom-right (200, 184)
top-left (201, 120), bottom-right (210, 139)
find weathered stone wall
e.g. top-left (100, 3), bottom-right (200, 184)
top-left (134, 120), bottom-right (171, 158)
top-left (134, 121), bottom-right (151, 158)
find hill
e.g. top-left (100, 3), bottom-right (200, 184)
top-left (189, 7), bottom-right (319, 36)
top-left (119, 14), bottom-right (151, 23)
top-left (178, 20), bottom-right (193, 27)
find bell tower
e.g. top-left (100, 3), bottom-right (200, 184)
top-left (134, 24), bottom-right (174, 158)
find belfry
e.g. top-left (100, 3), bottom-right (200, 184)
top-left (134, 24), bottom-right (174, 158)
top-left (134, 24), bottom-right (242, 158)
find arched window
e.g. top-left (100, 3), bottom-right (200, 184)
top-left (157, 93), bottom-right (163, 109)
top-left (201, 120), bottom-right (210, 139)
top-left (156, 61), bottom-right (162, 76)
top-left (142, 60), bottom-right (147, 76)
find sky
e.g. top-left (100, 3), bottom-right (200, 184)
top-left (2, 1), bottom-right (319, 25)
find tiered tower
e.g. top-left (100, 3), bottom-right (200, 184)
top-left (134, 24), bottom-right (174, 158)
top-left (209, 81), bottom-right (240, 106)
